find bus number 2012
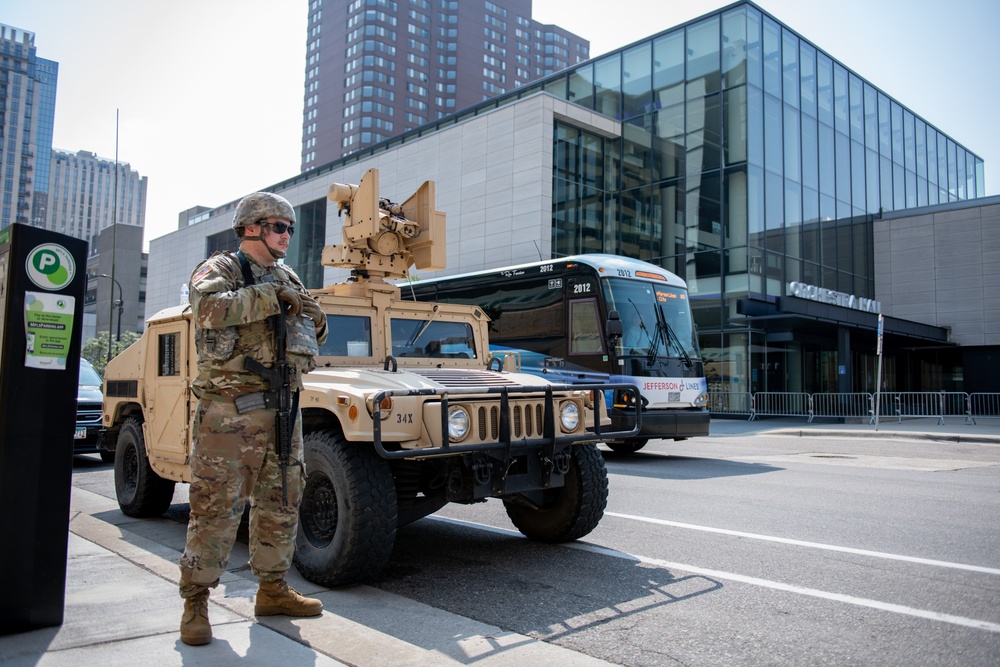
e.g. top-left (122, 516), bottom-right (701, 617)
top-left (573, 283), bottom-right (593, 293)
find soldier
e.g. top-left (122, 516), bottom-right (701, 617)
top-left (178, 192), bottom-right (328, 646)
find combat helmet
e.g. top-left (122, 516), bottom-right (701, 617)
top-left (232, 192), bottom-right (296, 234)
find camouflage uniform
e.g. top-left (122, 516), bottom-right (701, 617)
top-left (178, 251), bottom-right (327, 596)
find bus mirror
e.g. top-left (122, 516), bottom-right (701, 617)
top-left (606, 310), bottom-right (623, 340)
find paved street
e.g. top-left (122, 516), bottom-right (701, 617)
top-left (8, 422), bottom-right (1000, 666)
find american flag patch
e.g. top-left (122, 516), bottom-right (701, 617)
top-left (191, 264), bottom-right (213, 283)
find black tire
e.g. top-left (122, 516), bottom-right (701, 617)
top-left (114, 417), bottom-right (175, 517)
top-left (606, 438), bottom-right (648, 454)
top-left (99, 449), bottom-right (115, 463)
top-left (503, 443), bottom-right (609, 543)
top-left (294, 430), bottom-right (398, 587)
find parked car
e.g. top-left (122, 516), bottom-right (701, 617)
top-left (76, 359), bottom-right (111, 461)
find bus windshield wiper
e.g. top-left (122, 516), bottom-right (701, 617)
top-left (628, 299), bottom-right (654, 351)
top-left (654, 306), bottom-right (692, 366)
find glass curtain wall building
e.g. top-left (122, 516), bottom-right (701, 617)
top-left (539, 1), bottom-right (983, 394)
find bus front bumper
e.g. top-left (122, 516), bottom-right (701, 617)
top-left (610, 407), bottom-right (710, 441)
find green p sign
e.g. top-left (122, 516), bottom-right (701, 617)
top-left (25, 243), bottom-right (76, 291)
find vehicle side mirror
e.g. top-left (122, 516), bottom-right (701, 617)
top-left (606, 310), bottom-right (623, 341)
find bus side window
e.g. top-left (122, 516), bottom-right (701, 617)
top-left (569, 299), bottom-right (604, 354)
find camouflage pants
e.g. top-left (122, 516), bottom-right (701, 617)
top-left (178, 396), bottom-right (305, 596)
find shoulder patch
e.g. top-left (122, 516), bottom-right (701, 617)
top-left (191, 264), bottom-right (214, 283)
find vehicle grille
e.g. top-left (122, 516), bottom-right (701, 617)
top-left (77, 404), bottom-right (102, 426)
top-left (475, 402), bottom-right (545, 439)
top-left (411, 369), bottom-right (519, 387)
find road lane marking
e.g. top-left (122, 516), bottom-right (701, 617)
top-left (569, 542), bottom-right (1000, 634)
top-left (429, 515), bottom-right (1000, 635)
top-left (605, 512), bottom-right (1000, 576)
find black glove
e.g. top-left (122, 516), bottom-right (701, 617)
top-left (273, 285), bottom-right (303, 316)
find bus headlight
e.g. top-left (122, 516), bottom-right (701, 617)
top-left (559, 402), bottom-right (580, 431)
top-left (694, 392), bottom-right (709, 407)
top-left (447, 406), bottom-right (470, 441)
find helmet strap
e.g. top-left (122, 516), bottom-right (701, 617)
top-left (239, 224), bottom-right (285, 260)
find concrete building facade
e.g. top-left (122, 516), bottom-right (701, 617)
top-left (149, 1), bottom-right (992, 394)
top-left (83, 223), bottom-right (148, 341)
top-left (302, 0), bottom-right (589, 169)
top-left (46, 149), bottom-right (148, 250)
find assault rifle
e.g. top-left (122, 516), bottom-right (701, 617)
top-left (236, 299), bottom-right (296, 506)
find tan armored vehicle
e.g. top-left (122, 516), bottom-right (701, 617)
top-left (102, 169), bottom-right (638, 586)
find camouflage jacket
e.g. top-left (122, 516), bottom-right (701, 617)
top-left (189, 250), bottom-right (328, 401)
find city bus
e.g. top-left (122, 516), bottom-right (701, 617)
top-left (401, 254), bottom-right (709, 452)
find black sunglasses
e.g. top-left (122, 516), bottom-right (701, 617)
top-left (258, 220), bottom-right (295, 236)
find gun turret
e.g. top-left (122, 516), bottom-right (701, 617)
top-left (321, 168), bottom-right (445, 296)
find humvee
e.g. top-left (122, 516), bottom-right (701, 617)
top-left (102, 169), bottom-right (638, 586)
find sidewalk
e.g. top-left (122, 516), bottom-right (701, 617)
top-left (707, 415), bottom-right (1000, 444)
top-left (2, 418), bottom-right (998, 666)
top-left (0, 486), bottom-right (616, 667)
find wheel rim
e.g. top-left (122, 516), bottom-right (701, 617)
top-left (300, 472), bottom-right (338, 548)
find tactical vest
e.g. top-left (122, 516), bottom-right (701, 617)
top-left (191, 251), bottom-right (319, 400)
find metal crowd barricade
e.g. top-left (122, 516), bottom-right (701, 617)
top-left (706, 391), bottom-right (754, 417)
top-left (968, 393), bottom-right (1000, 424)
top-left (708, 391), bottom-right (998, 427)
top-left (750, 392), bottom-right (812, 421)
top-left (810, 393), bottom-right (873, 423)
top-left (889, 392), bottom-right (968, 425)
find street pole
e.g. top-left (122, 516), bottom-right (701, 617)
top-left (874, 313), bottom-right (884, 431)
top-left (98, 273), bottom-right (123, 359)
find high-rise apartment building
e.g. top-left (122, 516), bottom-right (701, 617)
top-left (46, 149), bottom-right (147, 250)
top-left (301, 0), bottom-right (590, 169)
top-left (0, 24), bottom-right (58, 229)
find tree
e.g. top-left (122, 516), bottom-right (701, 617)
top-left (82, 331), bottom-right (141, 376)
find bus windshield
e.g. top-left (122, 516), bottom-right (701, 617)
top-left (602, 278), bottom-right (700, 360)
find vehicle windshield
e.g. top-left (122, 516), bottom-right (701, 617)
top-left (79, 360), bottom-right (102, 386)
top-left (390, 318), bottom-right (477, 359)
top-left (602, 278), bottom-right (700, 360)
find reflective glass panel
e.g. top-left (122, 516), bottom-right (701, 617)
top-left (833, 63), bottom-right (848, 136)
top-left (764, 93), bottom-right (782, 175)
top-left (903, 110), bottom-right (915, 172)
top-left (687, 16), bottom-right (721, 95)
top-left (784, 104), bottom-right (800, 182)
top-left (724, 85), bottom-right (748, 165)
top-left (622, 43), bottom-right (652, 118)
top-left (782, 29), bottom-right (799, 108)
top-left (762, 17), bottom-right (781, 97)
top-left (802, 115), bottom-right (818, 190)
top-left (816, 52), bottom-right (833, 126)
top-left (568, 63), bottom-right (594, 110)
top-left (800, 41), bottom-right (816, 117)
top-left (722, 8), bottom-right (748, 88)
top-left (652, 30), bottom-right (684, 108)
top-left (594, 54), bottom-right (622, 118)
top-left (746, 7), bottom-right (762, 88)
top-left (849, 74), bottom-right (863, 143)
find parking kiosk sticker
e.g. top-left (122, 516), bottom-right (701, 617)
top-left (25, 243), bottom-right (76, 291)
top-left (24, 291), bottom-right (75, 369)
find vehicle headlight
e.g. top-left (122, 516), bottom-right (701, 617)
top-left (447, 406), bottom-right (470, 441)
top-left (559, 402), bottom-right (580, 431)
top-left (694, 392), bottom-right (709, 407)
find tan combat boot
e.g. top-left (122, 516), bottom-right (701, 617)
top-left (180, 588), bottom-right (212, 646)
top-left (254, 579), bottom-right (323, 617)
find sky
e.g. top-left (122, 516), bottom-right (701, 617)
top-left (2, 0), bottom-right (997, 249)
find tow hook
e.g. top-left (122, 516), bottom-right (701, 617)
top-left (552, 450), bottom-right (571, 475)
top-left (472, 459), bottom-right (492, 486)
